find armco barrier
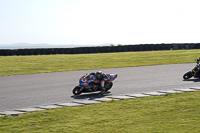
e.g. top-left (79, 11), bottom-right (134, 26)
top-left (190, 44), bottom-right (195, 49)
top-left (0, 43), bottom-right (200, 56)
top-left (0, 50), bottom-right (4, 56)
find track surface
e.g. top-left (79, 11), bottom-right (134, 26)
top-left (1, 63), bottom-right (200, 111)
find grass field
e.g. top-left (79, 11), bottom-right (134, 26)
top-left (0, 49), bottom-right (200, 76)
top-left (1, 49), bottom-right (200, 132)
top-left (0, 91), bottom-right (200, 133)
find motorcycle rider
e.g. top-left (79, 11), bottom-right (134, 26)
top-left (88, 71), bottom-right (109, 93)
top-left (194, 58), bottom-right (200, 78)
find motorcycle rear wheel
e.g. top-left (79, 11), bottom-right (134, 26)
top-left (73, 86), bottom-right (82, 95)
top-left (183, 71), bottom-right (193, 79)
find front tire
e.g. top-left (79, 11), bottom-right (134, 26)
top-left (105, 82), bottom-right (113, 91)
top-left (183, 71), bottom-right (193, 79)
top-left (73, 86), bottom-right (82, 95)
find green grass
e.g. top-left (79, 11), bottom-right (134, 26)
top-left (1, 49), bottom-right (200, 132)
top-left (0, 91), bottom-right (200, 132)
top-left (0, 49), bottom-right (200, 76)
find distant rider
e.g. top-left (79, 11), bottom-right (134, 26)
top-left (87, 71), bottom-right (109, 93)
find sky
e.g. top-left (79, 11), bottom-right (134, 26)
top-left (1, 0), bottom-right (200, 45)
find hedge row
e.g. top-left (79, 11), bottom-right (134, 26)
top-left (0, 43), bottom-right (200, 56)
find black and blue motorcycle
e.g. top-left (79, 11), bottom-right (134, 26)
top-left (183, 57), bottom-right (200, 79)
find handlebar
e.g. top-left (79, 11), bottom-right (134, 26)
top-left (196, 57), bottom-right (200, 64)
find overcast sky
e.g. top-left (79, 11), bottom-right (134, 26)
top-left (1, 0), bottom-right (200, 45)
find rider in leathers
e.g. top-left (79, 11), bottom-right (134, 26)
top-left (88, 71), bottom-right (109, 92)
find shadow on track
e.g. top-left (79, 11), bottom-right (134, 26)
top-left (71, 91), bottom-right (112, 100)
top-left (183, 78), bottom-right (200, 82)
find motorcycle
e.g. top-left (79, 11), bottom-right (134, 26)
top-left (183, 57), bottom-right (200, 79)
top-left (73, 73), bottom-right (118, 95)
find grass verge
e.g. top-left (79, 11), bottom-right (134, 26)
top-left (0, 49), bottom-right (200, 76)
top-left (0, 91), bottom-right (200, 132)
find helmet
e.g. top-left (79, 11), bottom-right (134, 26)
top-left (95, 71), bottom-right (103, 80)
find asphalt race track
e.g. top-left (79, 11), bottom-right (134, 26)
top-left (1, 63), bottom-right (200, 112)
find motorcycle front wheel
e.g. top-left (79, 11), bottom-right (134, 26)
top-left (105, 82), bottom-right (113, 91)
top-left (73, 86), bottom-right (82, 95)
top-left (183, 71), bottom-right (193, 79)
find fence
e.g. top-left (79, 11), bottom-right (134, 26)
top-left (0, 43), bottom-right (200, 56)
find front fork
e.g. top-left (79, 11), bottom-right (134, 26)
top-left (101, 80), bottom-right (109, 89)
top-left (192, 65), bottom-right (200, 75)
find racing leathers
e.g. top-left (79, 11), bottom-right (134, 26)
top-left (87, 72), bottom-right (109, 92)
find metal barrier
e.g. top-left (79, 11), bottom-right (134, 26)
top-left (0, 43), bottom-right (200, 56)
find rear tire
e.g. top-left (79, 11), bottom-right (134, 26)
top-left (183, 71), bottom-right (193, 79)
top-left (73, 86), bottom-right (82, 95)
